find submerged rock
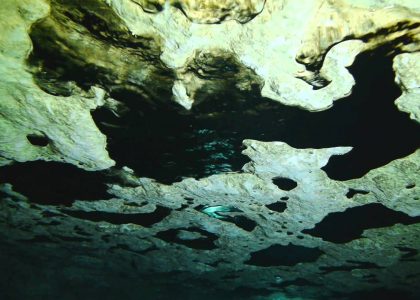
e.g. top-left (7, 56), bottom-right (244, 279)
top-left (0, 0), bottom-right (419, 299)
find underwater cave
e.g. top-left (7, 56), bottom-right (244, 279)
top-left (1, 1), bottom-right (420, 300)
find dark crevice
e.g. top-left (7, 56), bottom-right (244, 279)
top-left (302, 203), bottom-right (420, 243)
top-left (64, 206), bottom-right (172, 227)
top-left (346, 188), bottom-right (370, 199)
top-left (42, 211), bottom-right (66, 218)
top-left (74, 226), bottom-right (92, 237)
top-left (55, 235), bottom-right (91, 242)
top-left (36, 220), bottom-right (61, 226)
top-left (397, 247), bottom-right (418, 260)
top-left (266, 201), bottom-right (287, 213)
top-left (319, 261), bottom-right (381, 274)
top-left (272, 177), bottom-right (298, 191)
top-left (108, 243), bottom-right (148, 255)
top-left (0, 161), bottom-right (111, 205)
top-left (175, 204), bottom-right (189, 211)
top-left (245, 244), bottom-right (324, 267)
top-left (296, 71), bottom-right (332, 90)
top-left (156, 227), bottom-right (218, 250)
top-left (26, 134), bottom-right (50, 147)
top-left (228, 215), bottom-right (257, 232)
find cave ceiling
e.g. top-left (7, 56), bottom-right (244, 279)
top-left (0, 0), bottom-right (419, 299)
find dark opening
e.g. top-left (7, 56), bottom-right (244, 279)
top-left (0, 161), bottom-right (111, 205)
top-left (55, 235), bottom-right (91, 242)
top-left (272, 177), bottom-right (298, 191)
top-left (245, 243), bottom-right (324, 267)
top-left (90, 46), bottom-right (419, 183)
top-left (321, 48), bottom-right (420, 180)
top-left (156, 227), bottom-right (218, 250)
top-left (302, 203), bottom-right (420, 243)
top-left (397, 247), bottom-right (418, 260)
top-left (64, 206), bottom-right (172, 227)
top-left (229, 215), bottom-right (257, 232)
top-left (346, 188), bottom-right (370, 199)
top-left (266, 201), bottom-right (287, 213)
top-left (319, 261), bottom-right (381, 274)
top-left (26, 134), bottom-right (50, 147)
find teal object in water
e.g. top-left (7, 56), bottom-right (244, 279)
top-left (201, 205), bottom-right (242, 219)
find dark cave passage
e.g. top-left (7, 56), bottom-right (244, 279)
top-left (91, 47), bottom-right (419, 183)
top-left (302, 203), bottom-right (420, 243)
top-left (0, 161), bottom-right (111, 205)
top-left (64, 206), bottom-right (172, 227)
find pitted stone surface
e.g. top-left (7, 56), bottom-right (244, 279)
top-left (1, 140), bottom-right (420, 298)
top-left (0, 0), bottom-right (419, 299)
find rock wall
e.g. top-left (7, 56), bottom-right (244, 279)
top-left (0, 0), bottom-right (419, 299)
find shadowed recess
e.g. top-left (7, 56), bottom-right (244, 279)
top-left (319, 261), bottom-right (381, 274)
top-left (245, 243), bottom-right (324, 267)
top-left (272, 177), bottom-right (298, 191)
top-left (322, 47), bottom-right (420, 180)
top-left (346, 188), bottom-right (370, 199)
top-left (397, 247), bottom-right (418, 260)
top-left (90, 47), bottom-right (419, 184)
top-left (266, 201), bottom-right (287, 213)
top-left (156, 227), bottom-right (218, 250)
top-left (64, 206), bottom-right (172, 227)
top-left (0, 161), bottom-right (111, 205)
top-left (26, 133), bottom-right (50, 147)
top-left (228, 215), bottom-right (258, 232)
top-left (302, 203), bottom-right (420, 243)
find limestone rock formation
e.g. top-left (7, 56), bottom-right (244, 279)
top-left (0, 0), bottom-right (419, 299)
top-left (0, 0), bottom-right (114, 170)
top-left (133, 0), bottom-right (266, 23)
top-left (394, 52), bottom-right (420, 122)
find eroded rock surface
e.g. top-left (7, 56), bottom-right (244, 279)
top-left (133, 0), bottom-right (266, 23)
top-left (0, 0), bottom-right (419, 299)
top-left (0, 0), bottom-right (114, 170)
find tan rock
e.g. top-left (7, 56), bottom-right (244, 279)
top-left (0, 0), bottom-right (114, 169)
top-left (394, 52), bottom-right (420, 122)
top-left (132, 0), bottom-right (266, 23)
